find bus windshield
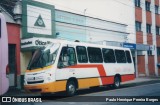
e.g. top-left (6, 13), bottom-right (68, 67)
top-left (27, 43), bottom-right (60, 70)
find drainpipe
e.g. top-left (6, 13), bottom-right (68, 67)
top-left (13, 0), bottom-right (22, 24)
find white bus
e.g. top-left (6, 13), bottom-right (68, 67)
top-left (24, 39), bottom-right (135, 96)
top-left (0, 13), bottom-right (9, 95)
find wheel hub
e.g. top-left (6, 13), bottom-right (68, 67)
top-left (69, 84), bottom-right (75, 94)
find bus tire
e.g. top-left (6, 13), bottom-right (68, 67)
top-left (66, 81), bottom-right (77, 96)
top-left (114, 76), bottom-right (121, 88)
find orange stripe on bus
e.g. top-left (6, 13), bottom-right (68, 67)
top-left (68, 64), bottom-right (108, 85)
top-left (25, 65), bottom-right (53, 73)
top-left (78, 78), bottom-right (100, 88)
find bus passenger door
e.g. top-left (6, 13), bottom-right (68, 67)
top-left (56, 47), bottom-right (77, 80)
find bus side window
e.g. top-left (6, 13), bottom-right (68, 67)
top-left (67, 48), bottom-right (77, 66)
top-left (76, 46), bottom-right (88, 63)
top-left (125, 51), bottom-right (132, 63)
top-left (102, 48), bottom-right (116, 63)
top-left (58, 47), bottom-right (77, 68)
top-left (87, 47), bottom-right (103, 63)
top-left (115, 50), bottom-right (127, 63)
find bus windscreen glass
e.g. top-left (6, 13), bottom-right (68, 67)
top-left (27, 43), bottom-right (60, 70)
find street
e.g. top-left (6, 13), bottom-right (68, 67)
top-left (1, 80), bottom-right (160, 105)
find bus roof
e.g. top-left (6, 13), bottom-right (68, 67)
top-left (49, 39), bottom-right (130, 51)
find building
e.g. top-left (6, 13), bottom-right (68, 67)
top-left (134, 0), bottom-right (160, 76)
top-left (0, 5), bottom-right (21, 87)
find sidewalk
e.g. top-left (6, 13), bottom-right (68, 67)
top-left (122, 76), bottom-right (160, 85)
top-left (3, 77), bottom-right (160, 96)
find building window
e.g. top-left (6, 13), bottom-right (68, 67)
top-left (155, 5), bottom-right (159, 14)
top-left (137, 51), bottom-right (143, 55)
top-left (145, 1), bottom-right (150, 11)
top-left (157, 47), bottom-right (160, 56)
top-left (135, 0), bottom-right (141, 7)
top-left (156, 26), bottom-right (160, 35)
top-left (147, 50), bottom-right (152, 55)
top-left (136, 21), bottom-right (141, 32)
top-left (146, 24), bottom-right (151, 34)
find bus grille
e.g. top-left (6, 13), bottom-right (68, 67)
top-left (29, 89), bottom-right (42, 92)
top-left (27, 80), bottom-right (44, 84)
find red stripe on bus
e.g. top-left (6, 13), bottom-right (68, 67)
top-left (121, 74), bottom-right (135, 82)
top-left (68, 64), bottom-right (107, 85)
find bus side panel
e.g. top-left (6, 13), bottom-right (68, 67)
top-left (121, 74), bottom-right (135, 82)
top-left (103, 63), bottom-right (135, 80)
top-left (56, 67), bottom-right (101, 89)
top-left (0, 13), bottom-right (9, 95)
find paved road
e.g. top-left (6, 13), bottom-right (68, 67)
top-left (1, 82), bottom-right (160, 105)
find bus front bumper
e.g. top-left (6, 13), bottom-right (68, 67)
top-left (24, 82), bottom-right (56, 93)
top-left (24, 81), bottom-right (67, 93)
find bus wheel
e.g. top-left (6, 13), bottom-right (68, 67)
top-left (114, 76), bottom-right (121, 88)
top-left (66, 81), bottom-right (77, 96)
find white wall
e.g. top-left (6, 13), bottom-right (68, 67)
top-left (86, 27), bottom-right (127, 42)
top-left (86, 17), bottom-right (128, 42)
top-left (35, 0), bottom-right (135, 43)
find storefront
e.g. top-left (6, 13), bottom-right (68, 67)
top-left (7, 23), bottom-right (20, 87)
top-left (123, 43), bottom-right (155, 77)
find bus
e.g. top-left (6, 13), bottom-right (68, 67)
top-left (0, 13), bottom-right (9, 95)
top-left (24, 39), bottom-right (135, 96)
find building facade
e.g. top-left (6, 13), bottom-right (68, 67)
top-left (134, 0), bottom-right (160, 76)
top-left (0, 6), bottom-right (21, 87)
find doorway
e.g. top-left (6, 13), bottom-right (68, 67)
top-left (8, 44), bottom-right (17, 87)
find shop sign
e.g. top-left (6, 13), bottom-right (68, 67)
top-left (136, 44), bottom-right (150, 51)
top-left (123, 43), bottom-right (154, 51)
top-left (123, 43), bottom-right (136, 49)
top-left (34, 15), bottom-right (46, 27)
top-left (35, 39), bottom-right (52, 46)
top-left (21, 38), bottom-right (54, 50)
top-left (149, 45), bottom-right (155, 51)
top-left (22, 0), bottom-right (55, 38)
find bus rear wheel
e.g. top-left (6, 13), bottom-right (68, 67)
top-left (66, 81), bottom-right (77, 96)
top-left (114, 76), bottom-right (121, 88)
